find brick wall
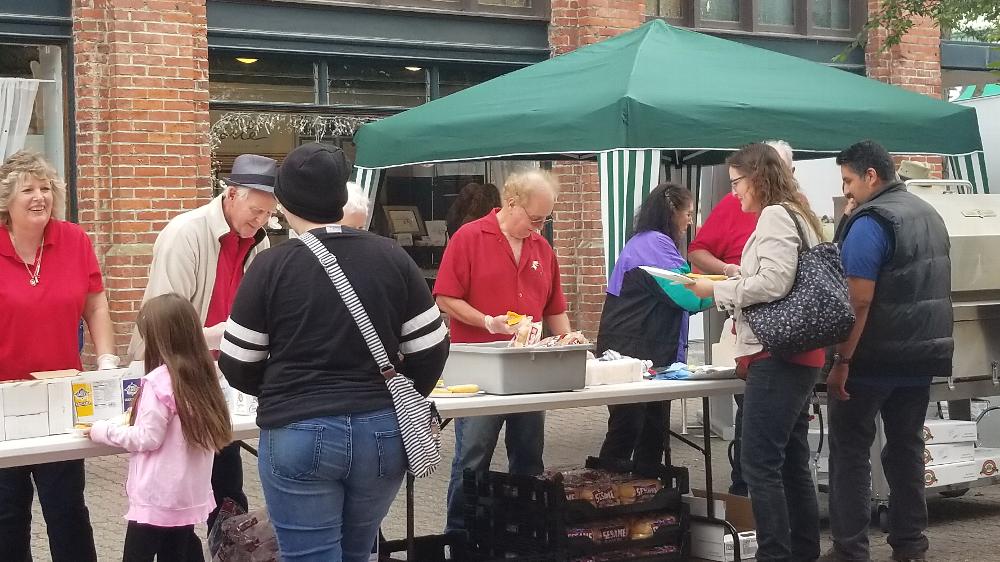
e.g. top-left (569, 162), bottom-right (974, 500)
top-left (549, 1), bottom-right (645, 338)
top-left (865, 1), bottom-right (944, 178)
top-left (73, 0), bottom-right (212, 362)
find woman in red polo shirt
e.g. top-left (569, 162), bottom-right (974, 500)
top-left (691, 143), bottom-right (825, 562)
top-left (0, 151), bottom-right (117, 562)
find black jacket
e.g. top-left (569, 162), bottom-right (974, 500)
top-left (596, 268), bottom-right (684, 368)
top-left (840, 182), bottom-right (953, 378)
top-left (219, 226), bottom-right (450, 428)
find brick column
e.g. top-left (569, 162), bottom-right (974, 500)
top-left (74, 0), bottom-right (212, 361)
top-left (549, 1), bottom-right (645, 338)
top-left (865, 2), bottom-right (944, 177)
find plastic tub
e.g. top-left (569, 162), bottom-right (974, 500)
top-left (442, 342), bottom-right (591, 395)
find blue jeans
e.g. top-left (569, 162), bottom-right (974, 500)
top-left (258, 408), bottom-right (405, 562)
top-left (445, 412), bottom-right (545, 534)
top-left (741, 357), bottom-right (820, 562)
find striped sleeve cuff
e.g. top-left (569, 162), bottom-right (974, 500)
top-left (399, 305), bottom-right (448, 355)
top-left (221, 317), bottom-right (270, 363)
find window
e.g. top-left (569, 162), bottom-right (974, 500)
top-left (209, 53), bottom-right (316, 104)
top-left (758, 0), bottom-right (794, 26)
top-left (646, 0), bottom-right (862, 37)
top-left (0, 43), bottom-right (68, 184)
top-left (700, 0), bottom-right (740, 22)
top-left (438, 65), bottom-right (512, 97)
top-left (328, 62), bottom-right (427, 108)
top-left (813, 0), bottom-right (851, 30)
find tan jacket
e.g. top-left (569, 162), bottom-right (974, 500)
top-left (712, 204), bottom-right (821, 358)
top-left (128, 194), bottom-right (269, 359)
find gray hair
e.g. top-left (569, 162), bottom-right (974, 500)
top-left (343, 181), bottom-right (368, 216)
top-left (765, 139), bottom-right (794, 169)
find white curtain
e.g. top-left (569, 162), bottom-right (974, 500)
top-left (0, 78), bottom-right (40, 164)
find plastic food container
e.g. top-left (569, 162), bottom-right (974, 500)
top-left (442, 342), bottom-right (591, 395)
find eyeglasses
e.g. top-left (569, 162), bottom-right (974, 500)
top-left (519, 205), bottom-right (553, 226)
top-left (729, 176), bottom-right (745, 190)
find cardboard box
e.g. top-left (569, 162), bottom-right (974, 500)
top-left (685, 490), bottom-right (757, 561)
top-left (73, 369), bottom-right (127, 425)
top-left (924, 461), bottom-right (978, 488)
top-left (922, 419), bottom-right (977, 445)
top-left (924, 442), bottom-right (976, 466)
top-left (974, 447), bottom-right (1000, 478)
top-left (2, 379), bottom-right (49, 417)
top-left (4, 412), bottom-right (49, 440)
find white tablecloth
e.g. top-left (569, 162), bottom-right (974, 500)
top-left (0, 378), bottom-right (743, 469)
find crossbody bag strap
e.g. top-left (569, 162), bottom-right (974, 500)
top-left (298, 231), bottom-right (397, 379)
top-left (779, 203), bottom-right (808, 254)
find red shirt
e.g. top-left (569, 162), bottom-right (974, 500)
top-left (204, 231), bottom-right (255, 328)
top-left (689, 194), bottom-right (758, 267)
top-left (434, 210), bottom-right (567, 344)
top-left (0, 220), bottom-right (104, 381)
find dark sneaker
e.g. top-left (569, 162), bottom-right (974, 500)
top-left (891, 554), bottom-right (927, 562)
top-left (816, 549), bottom-right (869, 562)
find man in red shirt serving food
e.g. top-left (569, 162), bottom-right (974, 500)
top-left (435, 169), bottom-right (571, 536)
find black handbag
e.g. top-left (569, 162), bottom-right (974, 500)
top-left (742, 205), bottom-right (855, 355)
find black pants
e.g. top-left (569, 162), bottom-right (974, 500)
top-left (0, 460), bottom-right (97, 562)
top-left (599, 401), bottom-right (672, 469)
top-left (207, 442), bottom-right (248, 533)
top-left (123, 521), bottom-right (204, 562)
top-left (828, 381), bottom-right (931, 561)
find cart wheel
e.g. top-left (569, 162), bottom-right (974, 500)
top-left (939, 488), bottom-right (970, 498)
top-left (877, 506), bottom-right (889, 533)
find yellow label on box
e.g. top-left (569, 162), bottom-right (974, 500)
top-left (72, 383), bottom-right (94, 418)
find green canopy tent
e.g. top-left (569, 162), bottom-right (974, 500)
top-left (353, 19), bottom-right (985, 278)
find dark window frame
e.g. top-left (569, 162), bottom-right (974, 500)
top-left (260, 0), bottom-right (550, 20)
top-left (648, 0), bottom-right (864, 39)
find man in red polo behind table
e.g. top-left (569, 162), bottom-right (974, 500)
top-left (688, 140), bottom-right (794, 496)
top-left (435, 169), bottom-right (572, 537)
top-left (128, 153), bottom-right (278, 532)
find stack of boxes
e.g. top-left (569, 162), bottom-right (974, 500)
top-left (921, 419), bottom-right (979, 488)
top-left (0, 366), bottom-right (143, 442)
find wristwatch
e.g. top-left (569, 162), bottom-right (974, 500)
top-left (832, 352), bottom-right (851, 366)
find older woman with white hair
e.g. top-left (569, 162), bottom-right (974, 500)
top-left (339, 181), bottom-right (369, 229)
top-left (0, 150), bottom-right (117, 561)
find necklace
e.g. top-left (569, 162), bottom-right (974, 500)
top-left (10, 232), bottom-right (43, 287)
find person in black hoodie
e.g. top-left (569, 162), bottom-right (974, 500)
top-left (219, 144), bottom-right (449, 562)
top-left (596, 183), bottom-right (708, 472)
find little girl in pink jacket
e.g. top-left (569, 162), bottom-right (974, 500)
top-left (89, 294), bottom-right (232, 562)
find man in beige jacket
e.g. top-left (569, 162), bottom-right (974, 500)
top-left (129, 153), bottom-right (277, 531)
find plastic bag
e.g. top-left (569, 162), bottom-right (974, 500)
top-left (209, 499), bottom-right (282, 562)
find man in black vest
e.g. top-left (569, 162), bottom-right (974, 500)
top-left (821, 141), bottom-right (953, 562)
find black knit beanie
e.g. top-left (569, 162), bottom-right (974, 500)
top-left (275, 144), bottom-right (351, 223)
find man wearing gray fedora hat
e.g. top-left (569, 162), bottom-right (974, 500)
top-left (128, 153), bottom-right (279, 535)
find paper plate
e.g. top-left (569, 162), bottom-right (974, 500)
top-left (638, 266), bottom-right (694, 285)
top-left (431, 391), bottom-right (485, 398)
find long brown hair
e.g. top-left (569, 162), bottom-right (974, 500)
top-left (726, 143), bottom-right (823, 239)
top-left (137, 293), bottom-right (232, 451)
top-left (446, 182), bottom-right (501, 235)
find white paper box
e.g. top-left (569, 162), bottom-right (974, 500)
top-left (73, 369), bottom-right (127, 425)
top-left (691, 531), bottom-right (758, 562)
top-left (230, 391), bottom-right (258, 417)
top-left (924, 461), bottom-right (978, 488)
top-left (922, 419), bottom-right (977, 445)
top-left (47, 379), bottom-right (75, 435)
top-left (973, 447), bottom-right (1000, 478)
top-left (924, 442), bottom-right (975, 466)
top-left (2, 380), bottom-right (49, 417)
top-left (4, 412), bottom-right (49, 440)
top-left (585, 358), bottom-right (644, 386)
top-left (685, 491), bottom-right (757, 561)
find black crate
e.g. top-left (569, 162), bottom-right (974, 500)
top-left (464, 468), bottom-right (690, 561)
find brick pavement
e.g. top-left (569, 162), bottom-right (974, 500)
top-left (28, 402), bottom-right (1000, 561)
